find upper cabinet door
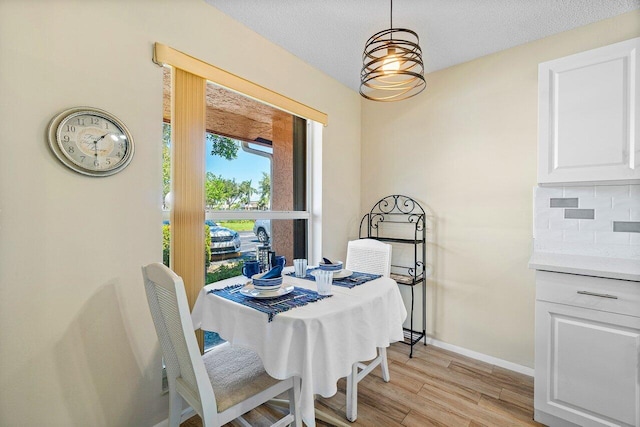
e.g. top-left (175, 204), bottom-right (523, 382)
top-left (538, 37), bottom-right (640, 185)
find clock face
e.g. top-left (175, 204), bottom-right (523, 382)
top-left (48, 107), bottom-right (134, 176)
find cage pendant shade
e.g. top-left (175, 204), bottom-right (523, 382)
top-left (360, 27), bottom-right (426, 101)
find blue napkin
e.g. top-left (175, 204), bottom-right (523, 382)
top-left (261, 265), bottom-right (283, 278)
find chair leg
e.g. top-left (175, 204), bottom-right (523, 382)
top-left (345, 363), bottom-right (358, 422)
top-left (168, 389), bottom-right (183, 427)
top-left (379, 347), bottom-right (390, 382)
top-left (289, 376), bottom-right (302, 427)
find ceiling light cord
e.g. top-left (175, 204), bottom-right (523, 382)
top-left (390, 0), bottom-right (393, 33)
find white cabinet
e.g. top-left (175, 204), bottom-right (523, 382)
top-left (538, 37), bottom-right (640, 185)
top-left (534, 271), bottom-right (640, 427)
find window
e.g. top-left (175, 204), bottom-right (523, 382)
top-left (155, 43), bottom-right (326, 352)
top-left (200, 82), bottom-right (318, 351)
top-left (161, 66), bottom-right (322, 351)
top-left (204, 80), bottom-right (313, 261)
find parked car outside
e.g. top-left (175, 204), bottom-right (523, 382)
top-left (205, 220), bottom-right (241, 254)
top-left (253, 219), bottom-right (271, 242)
top-left (164, 220), bottom-right (241, 255)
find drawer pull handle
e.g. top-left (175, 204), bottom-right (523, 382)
top-left (577, 290), bottom-right (618, 299)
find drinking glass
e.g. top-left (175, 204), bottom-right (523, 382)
top-left (294, 259), bottom-right (307, 277)
top-left (315, 269), bottom-right (333, 296)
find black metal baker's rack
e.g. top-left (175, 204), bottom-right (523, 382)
top-left (359, 194), bottom-right (427, 357)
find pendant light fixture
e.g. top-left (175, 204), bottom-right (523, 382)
top-left (360, 0), bottom-right (426, 102)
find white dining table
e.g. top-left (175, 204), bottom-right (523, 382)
top-left (191, 268), bottom-right (407, 427)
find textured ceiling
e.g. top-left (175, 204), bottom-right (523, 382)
top-left (204, 0), bottom-right (639, 91)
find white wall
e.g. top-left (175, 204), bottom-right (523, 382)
top-left (361, 11), bottom-right (640, 368)
top-left (0, 1), bottom-right (361, 425)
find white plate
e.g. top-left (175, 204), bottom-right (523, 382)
top-left (240, 284), bottom-right (294, 299)
top-left (311, 269), bottom-right (353, 279)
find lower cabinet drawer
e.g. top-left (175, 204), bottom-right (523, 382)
top-left (535, 270), bottom-right (640, 318)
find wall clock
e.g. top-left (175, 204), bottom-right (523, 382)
top-left (47, 107), bottom-right (134, 177)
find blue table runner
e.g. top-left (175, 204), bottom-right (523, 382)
top-left (287, 268), bottom-right (381, 289)
top-left (208, 284), bottom-right (331, 322)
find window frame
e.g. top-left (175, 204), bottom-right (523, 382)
top-left (204, 120), bottom-right (322, 263)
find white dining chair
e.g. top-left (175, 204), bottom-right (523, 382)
top-left (142, 262), bottom-right (302, 427)
top-left (344, 238), bottom-right (393, 422)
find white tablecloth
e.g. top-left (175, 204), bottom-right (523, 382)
top-left (191, 270), bottom-right (407, 426)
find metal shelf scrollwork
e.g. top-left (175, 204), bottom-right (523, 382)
top-left (359, 194), bottom-right (427, 357)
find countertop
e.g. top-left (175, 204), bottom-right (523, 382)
top-left (529, 252), bottom-right (640, 282)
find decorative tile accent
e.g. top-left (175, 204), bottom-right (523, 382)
top-left (534, 184), bottom-right (640, 260)
top-left (613, 221), bottom-right (640, 233)
top-left (550, 198), bottom-right (579, 208)
top-left (564, 209), bottom-right (595, 220)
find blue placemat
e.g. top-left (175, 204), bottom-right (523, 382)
top-left (287, 268), bottom-right (381, 289)
top-left (208, 284), bottom-right (331, 322)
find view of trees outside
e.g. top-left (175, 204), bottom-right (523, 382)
top-left (162, 122), bottom-right (273, 350)
top-left (162, 123), bottom-right (270, 210)
top-left (256, 172), bottom-right (270, 210)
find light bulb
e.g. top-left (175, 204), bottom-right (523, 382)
top-left (381, 48), bottom-right (400, 73)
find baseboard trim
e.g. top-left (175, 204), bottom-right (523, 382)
top-left (425, 337), bottom-right (534, 377)
top-left (152, 407), bottom-right (197, 427)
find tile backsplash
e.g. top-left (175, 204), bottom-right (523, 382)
top-left (534, 184), bottom-right (640, 259)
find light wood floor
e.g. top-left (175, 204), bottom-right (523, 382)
top-left (181, 342), bottom-right (543, 427)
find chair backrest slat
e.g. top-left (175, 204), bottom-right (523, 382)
top-left (345, 239), bottom-right (392, 277)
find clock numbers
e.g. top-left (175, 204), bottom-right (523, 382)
top-left (91, 117), bottom-right (100, 125)
top-left (77, 118), bottom-right (85, 126)
top-left (66, 125), bottom-right (76, 132)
